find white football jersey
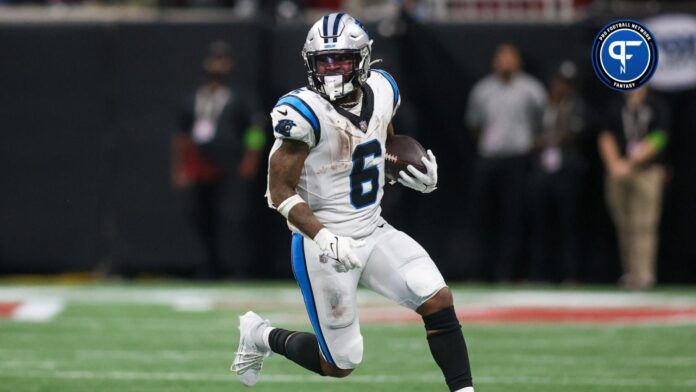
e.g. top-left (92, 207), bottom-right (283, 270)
top-left (266, 69), bottom-right (401, 239)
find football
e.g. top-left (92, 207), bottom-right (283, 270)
top-left (385, 134), bottom-right (428, 182)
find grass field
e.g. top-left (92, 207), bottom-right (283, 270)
top-left (1, 283), bottom-right (696, 392)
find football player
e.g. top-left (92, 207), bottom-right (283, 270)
top-left (232, 13), bottom-right (474, 392)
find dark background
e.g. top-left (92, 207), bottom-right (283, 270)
top-left (1, 18), bottom-right (694, 282)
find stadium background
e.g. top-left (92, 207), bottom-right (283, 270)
top-left (1, 1), bottom-right (695, 282)
top-left (1, 2), bottom-right (696, 392)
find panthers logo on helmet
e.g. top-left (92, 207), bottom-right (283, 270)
top-left (275, 119), bottom-right (296, 137)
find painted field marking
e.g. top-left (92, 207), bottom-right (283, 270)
top-left (3, 286), bottom-right (696, 324)
top-left (357, 306), bottom-right (696, 324)
top-left (2, 286), bottom-right (696, 308)
top-left (0, 302), bottom-right (21, 317)
top-left (0, 349), bottom-right (692, 369)
top-left (0, 369), bottom-right (694, 387)
top-left (0, 300), bottom-right (64, 322)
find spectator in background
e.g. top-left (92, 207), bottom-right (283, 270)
top-left (465, 43), bottom-right (546, 281)
top-left (598, 87), bottom-right (669, 290)
top-left (171, 41), bottom-right (265, 279)
top-left (528, 61), bottom-right (586, 283)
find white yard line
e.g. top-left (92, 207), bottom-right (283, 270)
top-left (1, 348), bottom-right (692, 367)
top-left (11, 300), bottom-right (64, 322)
top-left (0, 369), bottom-right (694, 387)
top-left (1, 286), bottom-right (695, 309)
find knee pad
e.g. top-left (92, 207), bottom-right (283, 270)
top-left (332, 335), bottom-right (363, 370)
top-left (423, 305), bottom-right (461, 335)
top-left (403, 257), bottom-right (446, 299)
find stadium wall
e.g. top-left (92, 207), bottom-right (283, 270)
top-left (0, 19), bottom-right (694, 282)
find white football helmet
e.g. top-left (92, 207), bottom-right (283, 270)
top-left (302, 13), bottom-right (373, 101)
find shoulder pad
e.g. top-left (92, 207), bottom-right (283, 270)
top-left (371, 69), bottom-right (400, 110)
top-left (272, 91), bottom-right (321, 147)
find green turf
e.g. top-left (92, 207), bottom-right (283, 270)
top-left (1, 284), bottom-right (695, 391)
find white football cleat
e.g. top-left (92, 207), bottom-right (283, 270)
top-left (231, 311), bottom-right (272, 387)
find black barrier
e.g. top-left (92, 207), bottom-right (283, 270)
top-left (0, 18), bottom-right (694, 282)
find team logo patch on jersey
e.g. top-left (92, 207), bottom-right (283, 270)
top-left (591, 20), bottom-right (658, 91)
top-left (275, 119), bottom-right (296, 137)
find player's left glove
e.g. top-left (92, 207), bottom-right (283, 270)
top-left (313, 228), bottom-right (366, 273)
top-left (398, 149), bottom-right (438, 193)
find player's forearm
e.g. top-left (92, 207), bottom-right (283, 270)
top-left (287, 203), bottom-right (324, 239)
top-left (269, 189), bottom-right (324, 239)
top-left (270, 186), bottom-right (324, 238)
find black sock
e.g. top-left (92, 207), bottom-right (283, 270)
top-left (268, 328), bottom-right (325, 376)
top-left (423, 306), bottom-right (473, 391)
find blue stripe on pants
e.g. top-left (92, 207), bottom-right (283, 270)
top-left (291, 233), bottom-right (335, 365)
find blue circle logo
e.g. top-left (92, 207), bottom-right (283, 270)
top-left (592, 20), bottom-right (659, 90)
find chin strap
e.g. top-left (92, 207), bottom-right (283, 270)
top-left (323, 74), bottom-right (355, 101)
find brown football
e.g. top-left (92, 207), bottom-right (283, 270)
top-left (385, 134), bottom-right (427, 182)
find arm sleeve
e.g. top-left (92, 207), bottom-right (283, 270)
top-left (270, 102), bottom-right (318, 148)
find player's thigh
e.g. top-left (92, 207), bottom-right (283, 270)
top-left (360, 225), bottom-right (446, 310)
top-left (291, 234), bottom-right (364, 369)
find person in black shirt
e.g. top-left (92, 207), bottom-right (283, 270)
top-left (528, 62), bottom-right (586, 283)
top-left (171, 41), bottom-right (265, 279)
top-left (598, 87), bottom-right (669, 290)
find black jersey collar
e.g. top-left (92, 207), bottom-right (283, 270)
top-left (331, 83), bottom-right (374, 133)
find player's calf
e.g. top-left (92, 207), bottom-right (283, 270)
top-left (418, 288), bottom-right (474, 392)
top-left (264, 328), bottom-right (356, 378)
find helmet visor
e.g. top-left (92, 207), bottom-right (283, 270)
top-left (309, 51), bottom-right (359, 79)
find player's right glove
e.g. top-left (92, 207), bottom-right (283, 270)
top-left (313, 228), bottom-right (365, 273)
top-left (398, 149), bottom-right (438, 193)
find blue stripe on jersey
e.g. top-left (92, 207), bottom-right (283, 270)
top-left (332, 13), bottom-right (344, 42)
top-left (275, 95), bottom-right (321, 144)
top-left (373, 69), bottom-right (399, 109)
top-left (322, 15), bottom-right (329, 43)
top-left (291, 233), bottom-right (335, 366)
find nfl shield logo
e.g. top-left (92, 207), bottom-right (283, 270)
top-left (319, 254), bottom-right (329, 264)
top-left (359, 120), bottom-right (368, 132)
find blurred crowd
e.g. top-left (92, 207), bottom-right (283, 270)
top-left (465, 44), bottom-right (669, 289)
top-left (0, 0), bottom-right (357, 8)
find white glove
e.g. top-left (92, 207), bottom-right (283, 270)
top-left (398, 149), bottom-right (438, 193)
top-left (313, 228), bottom-right (365, 273)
